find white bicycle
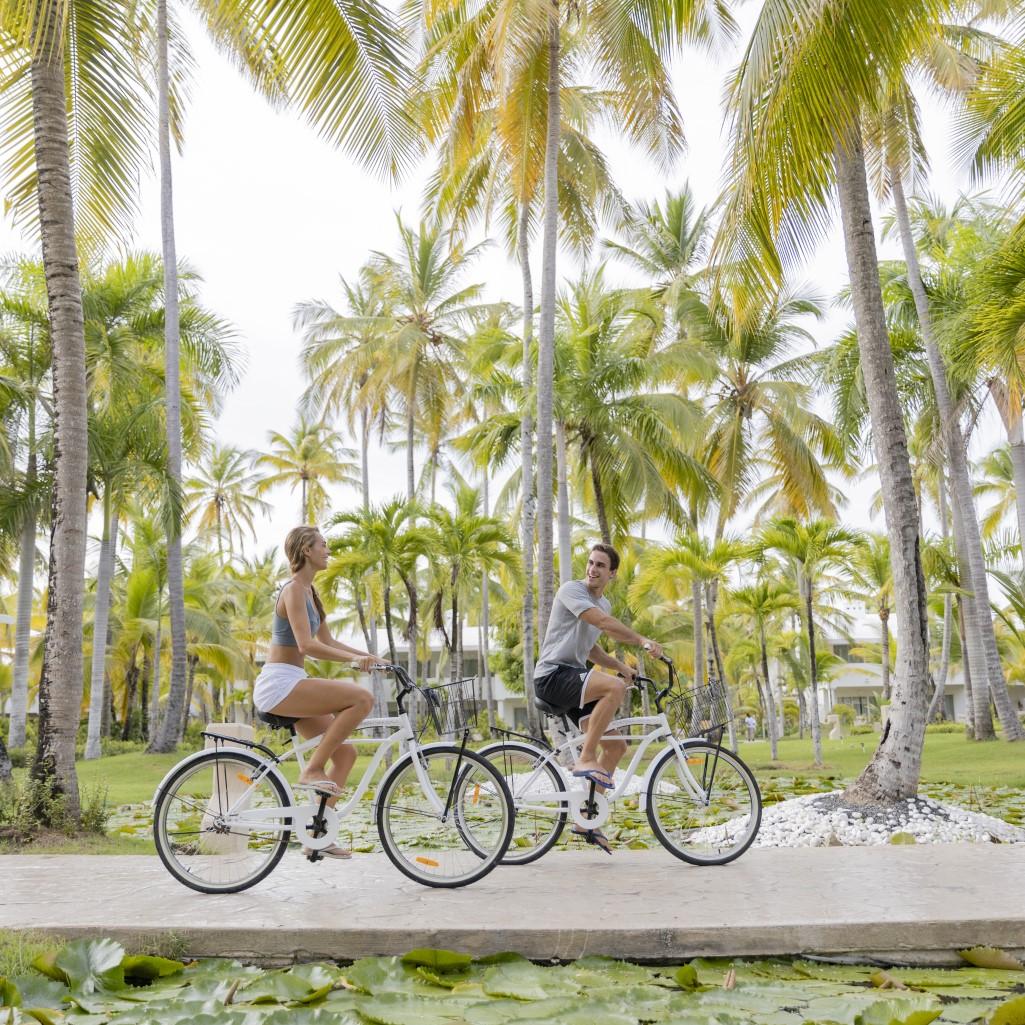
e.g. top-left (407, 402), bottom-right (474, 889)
top-left (152, 665), bottom-right (514, 892)
top-left (479, 657), bottom-right (762, 865)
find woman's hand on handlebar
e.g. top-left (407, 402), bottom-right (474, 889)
top-left (355, 653), bottom-right (379, 673)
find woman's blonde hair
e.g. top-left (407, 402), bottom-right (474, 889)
top-left (283, 525), bottom-right (326, 620)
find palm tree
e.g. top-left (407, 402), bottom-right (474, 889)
top-left (757, 518), bottom-right (861, 767)
top-left (850, 534), bottom-right (895, 702)
top-left (722, 579), bottom-right (800, 759)
top-left (186, 445), bottom-right (269, 557)
top-left (719, 0), bottom-right (955, 803)
top-left (256, 416), bottom-right (358, 524)
top-left (555, 267), bottom-right (712, 544)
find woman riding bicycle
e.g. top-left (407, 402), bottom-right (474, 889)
top-left (253, 525), bottom-right (378, 857)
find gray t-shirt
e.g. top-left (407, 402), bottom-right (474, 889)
top-left (534, 580), bottom-right (612, 678)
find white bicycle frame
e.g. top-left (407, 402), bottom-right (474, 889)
top-left (170, 710), bottom-right (454, 844)
top-left (497, 710), bottom-right (716, 826)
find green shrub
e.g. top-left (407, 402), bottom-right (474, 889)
top-left (831, 703), bottom-right (856, 726)
top-left (851, 723), bottom-right (875, 735)
top-left (0, 776), bottom-right (110, 845)
top-left (925, 721), bottom-right (965, 734)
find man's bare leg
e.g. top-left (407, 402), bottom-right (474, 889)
top-left (574, 671), bottom-right (625, 777)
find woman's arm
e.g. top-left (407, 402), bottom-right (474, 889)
top-left (282, 585), bottom-right (359, 663)
top-left (316, 621), bottom-right (378, 666)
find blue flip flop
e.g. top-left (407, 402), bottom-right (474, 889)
top-left (572, 767), bottom-right (614, 788)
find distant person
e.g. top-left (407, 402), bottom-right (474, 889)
top-left (533, 543), bottom-right (663, 854)
top-left (745, 713), bottom-right (757, 742)
top-left (253, 525), bottom-right (378, 858)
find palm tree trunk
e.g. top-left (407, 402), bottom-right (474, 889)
top-left (833, 127), bottom-right (932, 806)
top-left (957, 599), bottom-right (975, 736)
top-left (951, 494), bottom-right (994, 737)
top-left (892, 171), bottom-right (1022, 741)
top-left (9, 477), bottom-right (36, 750)
top-left (121, 645), bottom-right (140, 742)
top-left (879, 611), bottom-right (890, 701)
top-left (518, 201), bottom-right (540, 737)
top-left (536, 2), bottom-right (560, 641)
top-left (301, 475), bottom-right (308, 523)
top-left (180, 654), bottom-right (197, 739)
top-left (28, 6), bottom-right (89, 817)
top-left (691, 578), bottom-right (704, 686)
top-left (383, 582), bottom-right (398, 666)
top-left (406, 373), bottom-right (417, 500)
top-left (987, 378), bottom-right (1025, 551)
top-left (705, 582), bottom-right (736, 749)
top-left (0, 734), bottom-right (11, 784)
top-left (85, 499), bottom-right (119, 759)
top-left (804, 580), bottom-right (823, 766)
top-left (148, 604), bottom-right (162, 739)
top-left (759, 622), bottom-right (779, 760)
top-left (399, 570), bottom-right (419, 688)
top-left (481, 475), bottom-right (495, 725)
top-left (928, 473), bottom-right (952, 722)
top-left (151, 0), bottom-right (187, 755)
top-left (590, 459), bottom-right (612, 545)
top-left (450, 568), bottom-right (460, 683)
top-left (556, 420), bottom-right (572, 583)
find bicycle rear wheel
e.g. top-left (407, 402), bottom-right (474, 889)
top-left (153, 749), bottom-right (291, 893)
top-left (479, 742), bottom-right (567, 865)
top-left (645, 741), bottom-right (761, 865)
top-left (376, 746), bottom-right (513, 887)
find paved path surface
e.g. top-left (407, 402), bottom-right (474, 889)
top-left (2, 846), bottom-right (1023, 964)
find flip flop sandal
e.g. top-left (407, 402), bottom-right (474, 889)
top-left (303, 844), bottom-right (352, 860)
top-left (572, 767), bottom-right (614, 788)
top-left (572, 826), bottom-right (613, 855)
top-left (295, 780), bottom-right (343, 797)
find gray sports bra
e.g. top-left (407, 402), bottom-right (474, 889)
top-left (271, 582), bottom-right (321, 647)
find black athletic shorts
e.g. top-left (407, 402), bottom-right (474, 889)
top-left (534, 664), bottom-right (598, 727)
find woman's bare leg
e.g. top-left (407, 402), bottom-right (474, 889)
top-left (270, 677), bottom-right (373, 786)
top-left (294, 714), bottom-right (358, 807)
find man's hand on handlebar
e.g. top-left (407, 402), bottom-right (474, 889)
top-left (640, 638), bottom-right (664, 659)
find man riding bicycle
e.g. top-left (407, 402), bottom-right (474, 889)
top-left (533, 543), bottom-right (663, 852)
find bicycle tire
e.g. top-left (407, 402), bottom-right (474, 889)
top-left (376, 745), bottom-right (513, 887)
top-left (477, 741), bottom-right (567, 865)
top-left (153, 749), bottom-right (291, 894)
top-left (645, 741), bottom-right (761, 866)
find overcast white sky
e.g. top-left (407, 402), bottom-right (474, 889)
top-left (0, 9), bottom-right (1008, 563)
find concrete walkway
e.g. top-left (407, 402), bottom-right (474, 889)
top-left (2, 845), bottom-right (1024, 964)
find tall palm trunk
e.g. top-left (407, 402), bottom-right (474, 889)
top-left (950, 494), bottom-right (994, 737)
top-left (834, 126), bottom-right (932, 805)
top-left (481, 476), bottom-right (495, 724)
top-left (28, 3), bottom-right (89, 817)
top-left (802, 577), bottom-right (823, 766)
top-left (361, 407), bottom-right (385, 720)
top-left (450, 567), bottom-right (460, 683)
top-left (928, 473), bottom-right (952, 722)
top-left (151, 0), bottom-right (187, 754)
top-left (148, 600), bottom-right (162, 738)
top-left (9, 390), bottom-right (37, 749)
top-left (300, 475), bottom-right (309, 523)
top-left (556, 420), bottom-right (572, 583)
top-left (892, 172), bottom-right (1022, 741)
top-left (758, 622), bottom-right (779, 759)
top-left (382, 580), bottom-right (398, 666)
top-left (85, 499), bottom-right (119, 759)
top-left (406, 369), bottom-right (417, 500)
top-left (0, 735), bottom-right (11, 783)
top-left (691, 578), bottom-right (704, 686)
top-left (518, 201), bottom-right (540, 737)
top-left (590, 459), bottom-right (612, 545)
top-left (988, 379), bottom-right (1025, 551)
top-left (536, 3), bottom-right (560, 639)
top-left (956, 599), bottom-right (975, 735)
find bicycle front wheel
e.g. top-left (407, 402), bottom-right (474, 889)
top-left (480, 742), bottom-right (567, 865)
top-left (376, 746), bottom-right (513, 887)
top-left (645, 741), bottom-right (761, 865)
top-left (153, 749), bottom-right (291, 893)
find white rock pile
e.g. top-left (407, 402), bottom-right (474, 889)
top-left (752, 792), bottom-right (1025, 848)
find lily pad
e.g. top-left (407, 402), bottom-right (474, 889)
top-left (121, 956), bottom-right (185, 983)
top-left (856, 997), bottom-right (942, 1025)
top-left (6, 978), bottom-right (69, 1012)
top-left (402, 950), bottom-right (473, 973)
top-left (990, 994), bottom-right (1025, 1025)
top-left (53, 939), bottom-right (126, 994)
top-left (357, 993), bottom-right (477, 1025)
top-left (342, 958), bottom-right (447, 997)
top-left (958, 950), bottom-right (1024, 973)
top-left (482, 963), bottom-right (580, 1001)
top-left (463, 997), bottom-right (577, 1025)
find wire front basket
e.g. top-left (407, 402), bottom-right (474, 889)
top-left (417, 677), bottom-right (481, 739)
top-left (663, 677), bottom-right (733, 738)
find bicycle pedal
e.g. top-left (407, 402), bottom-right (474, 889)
top-left (305, 849), bottom-right (323, 863)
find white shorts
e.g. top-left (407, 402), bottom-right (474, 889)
top-left (253, 662), bottom-right (308, 712)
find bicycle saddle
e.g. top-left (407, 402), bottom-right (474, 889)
top-left (534, 696), bottom-right (569, 718)
top-left (257, 710), bottom-right (299, 731)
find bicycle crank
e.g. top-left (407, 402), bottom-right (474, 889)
top-left (298, 803), bottom-right (341, 850)
top-left (568, 788), bottom-right (610, 830)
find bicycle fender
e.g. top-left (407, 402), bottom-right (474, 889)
top-left (152, 747), bottom-right (293, 806)
top-left (370, 741), bottom-right (463, 821)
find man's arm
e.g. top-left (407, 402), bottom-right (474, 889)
top-left (580, 607), bottom-right (663, 658)
top-left (588, 644), bottom-right (633, 677)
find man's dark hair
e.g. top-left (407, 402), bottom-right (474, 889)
top-left (590, 543), bottom-right (620, 572)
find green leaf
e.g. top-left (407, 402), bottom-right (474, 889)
top-left (482, 963), bottom-right (580, 1001)
top-left (959, 948), bottom-right (1025, 972)
top-left (0, 981), bottom-right (18, 1009)
top-left (121, 956), bottom-right (185, 983)
top-left (415, 968), bottom-right (473, 989)
top-left (675, 965), bottom-right (700, 990)
top-left (569, 958), bottom-right (655, 986)
top-left (888, 832), bottom-right (917, 844)
top-left (27, 955), bottom-right (65, 986)
top-left (356, 993), bottom-right (476, 1025)
top-left (342, 958), bottom-right (446, 997)
top-left (402, 950), bottom-right (473, 972)
top-left (54, 939), bottom-right (126, 994)
top-left (991, 994), bottom-right (1025, 1025)
top-left (464, 998), bottom-right (577, 1025)
top-left (6, 978), bottom-right (67, 1012)
top-left (855, 996), bottom-right (941, 1025)
top-left (238, 965), bottom-right (336, 1005)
